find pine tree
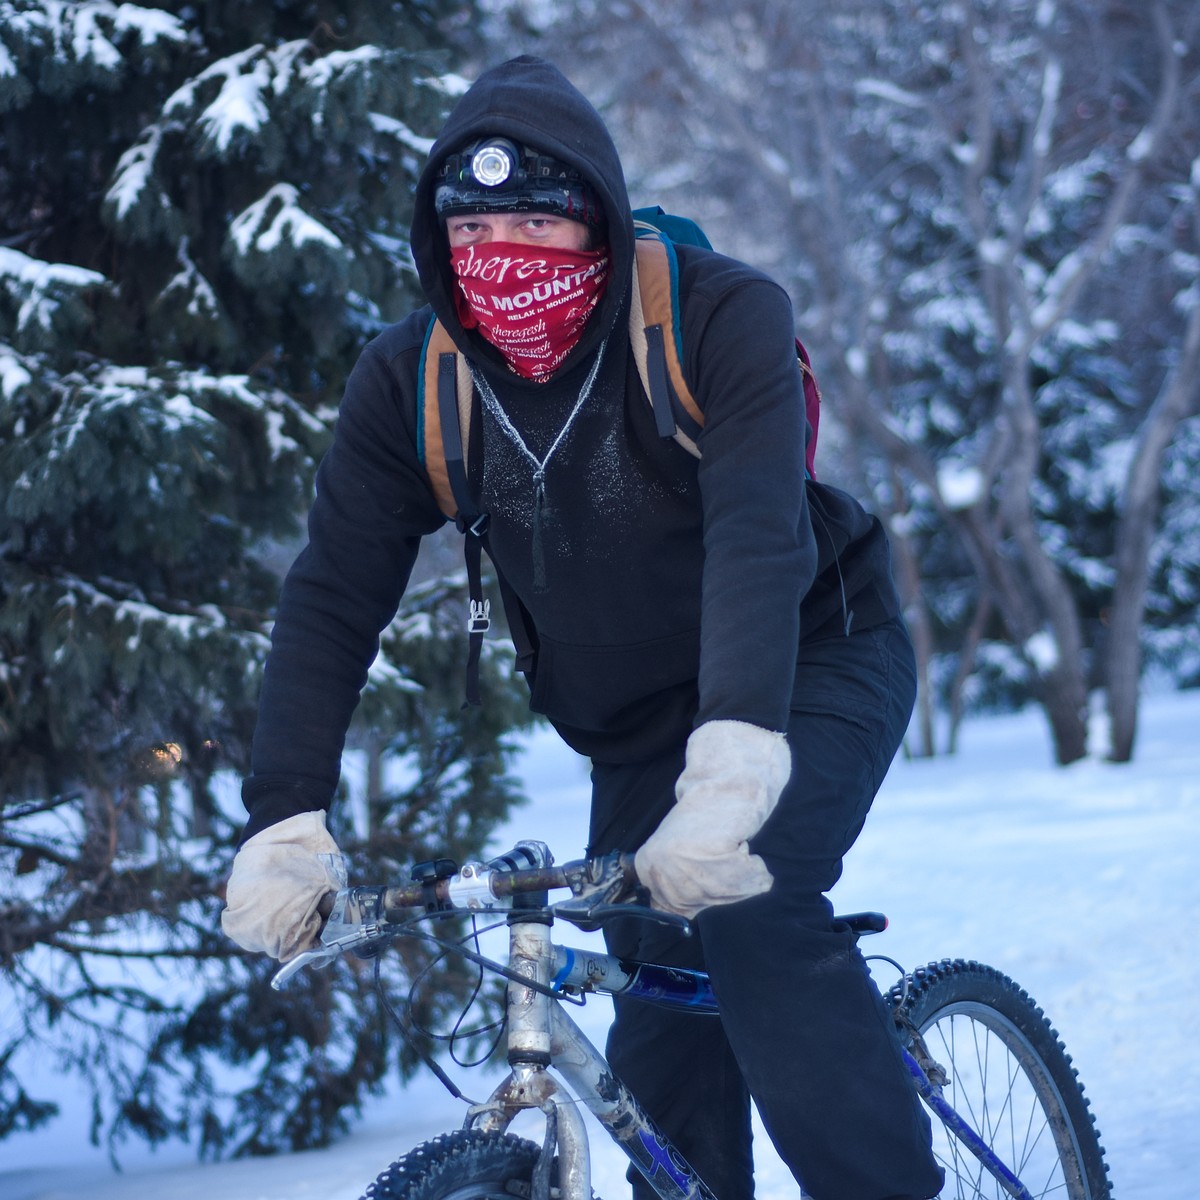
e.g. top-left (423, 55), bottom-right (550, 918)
top-left (1, 0), bottom-right (535, 1157)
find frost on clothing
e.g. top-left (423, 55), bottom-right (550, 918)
top-left (240, 55), bottom-right (902, 837)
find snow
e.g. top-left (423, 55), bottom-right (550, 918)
top-left (0, 346), bottom-right (32, 398)
top-left (161, 243), bottom-right (221, 319)
top-left (70, 4), bottom-right (123, 70)
top-left (1045, 151), bottom-right (1107, 205)
top-left (977, 236), bottom-right (1007, 265)
top-left (1033, 58), bottom-right (1062, 159)
top-left (1029, 244), bottom-right (1087, 332)
top-left (1126, 123), bottom-right (1156, 165)
top-left (302, 46), bottom-right (381, 91)
top-left (165, 46), bottom-right (271, 151)
top-left (936, 461), bottom-right (984, 510)
top-left (229, 183), bottom-right (343, 256)
top-left (3, 691), bottom-right (1199, 1200)
top-left (0, 247), bottom-right (105, 332)
top-left (106, 128), bottom-right (162, 221)
top-left (111, 3), bottom-right (187, 46)
top-left (421, 71), bottom-right (473, 97)
top-left (854, 79), bottom-right (926, 111)
top-left (368, 113), bottom-right (436, 156)
top-left (1023, 629), bottom-right (1060, 673)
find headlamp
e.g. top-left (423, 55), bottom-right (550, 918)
top-left (434, 137), bottom-right (605, 227)
top-left (469, 139), bottom-right (521, 189)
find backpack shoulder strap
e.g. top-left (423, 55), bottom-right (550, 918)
top-left (418, 314), bottom-right (478, 523)
top-left (630, 235), bottom-right (704, 459)
top-left (416, 315), bottom-right (537, 706)
top-left (630, 232), bottom-right (822, 479)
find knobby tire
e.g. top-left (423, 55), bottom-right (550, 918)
top-left (362, 1129), bottom-right (550, 1200)
top-left (889, 959), bottom-right (1111, 1200)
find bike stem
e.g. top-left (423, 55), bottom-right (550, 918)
top-left (467, 916), bottom-right (592, 1200)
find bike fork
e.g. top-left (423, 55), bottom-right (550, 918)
top-left (902, 1048), bottom-right (1035, 1200)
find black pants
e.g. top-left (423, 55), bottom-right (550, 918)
top-left (587, 618), bottom-right (943, 1200)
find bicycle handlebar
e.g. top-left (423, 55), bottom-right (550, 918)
top-left (378, 851), bottom-right (639, 920)
top-left (271, 845), bottom-right (657, 990)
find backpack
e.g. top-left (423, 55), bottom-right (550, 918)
top-left (417, 206), bottom-right (822, 704)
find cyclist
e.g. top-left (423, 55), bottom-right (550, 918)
top-left (222, 54), bottom-right (943, 1200)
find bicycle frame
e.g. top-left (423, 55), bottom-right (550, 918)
top-left (468, 914), bottom-right (719, 1200)
top-left (272, 850), bottom-right (1042, 1200)
top-left (468, 914), bottom-right (1035, 1200)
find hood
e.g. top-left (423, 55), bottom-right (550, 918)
top-left (411, 56), bottom-right (635, 381)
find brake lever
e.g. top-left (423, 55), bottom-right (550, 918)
top-left (566, 902), bottom-right (692, 934)
top-left (553, 852), bottom-right (691, 934)
top-left (270, 885), bottom-right (393, 990)
top-left (271, 944), bottom-right (340, 989)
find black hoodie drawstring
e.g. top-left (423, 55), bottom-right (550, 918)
top-left (530, 468), bottom-right (548, 592)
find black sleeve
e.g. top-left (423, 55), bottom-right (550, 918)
top-left (683, 258), bottom-right (817, 734)
top-left (240, 327), bottom-right (448, 840)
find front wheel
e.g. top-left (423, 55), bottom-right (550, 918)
top-left (888, 959), bottom-right (1111, 1200)
top-left (363, 1130), bottom-right (544, 1200)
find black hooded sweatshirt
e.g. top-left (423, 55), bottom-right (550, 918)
top-left (239, 56), bottom-right (901, 840)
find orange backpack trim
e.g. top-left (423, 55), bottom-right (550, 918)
top-left (419, 316), bottom-right (476, 521)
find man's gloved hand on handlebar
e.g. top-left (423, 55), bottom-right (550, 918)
top-left (222, 811), bottom-right (344, 962)
top-left (634, 719), bottom-right (792, 920)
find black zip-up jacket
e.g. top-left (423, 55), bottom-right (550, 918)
top-left (240, 56), bottom-right (901, 839)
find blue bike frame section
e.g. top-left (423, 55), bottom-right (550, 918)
top-left (551, 944), bottom-right (1034, 1200)
top-left (552, 946), bottom-right (717, 1011)
top-left (903, 1056), bottom-right (1034, 1200)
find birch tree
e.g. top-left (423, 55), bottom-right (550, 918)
top-left (490, 0), bottom-right (1200, 763)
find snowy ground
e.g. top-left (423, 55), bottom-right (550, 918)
top-left (3, 691), bottom-right (1198, 1200)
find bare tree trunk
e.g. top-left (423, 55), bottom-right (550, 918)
top-left (884, 466), bottom-right (936, 757)
top-left (1106, 300), bottom-right (1200, 760)
top-left (947, 594), bottom-right (992, 754)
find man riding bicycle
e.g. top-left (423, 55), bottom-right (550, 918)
top-left (223, 54), bottom-right (943, 1200)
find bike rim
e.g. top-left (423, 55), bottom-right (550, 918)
top-left (920, 1001), bottom-right (1092, 1200)
top-left (436, 1182), bottom-right (522, 1200)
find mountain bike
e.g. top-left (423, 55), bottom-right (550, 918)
top-left (273, 840), bottom-right (1111, 1200)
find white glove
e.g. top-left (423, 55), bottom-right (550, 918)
top-left (634, 720), bottom-right (791, 918)
top-left (222, 811), bottom-right (344, 962)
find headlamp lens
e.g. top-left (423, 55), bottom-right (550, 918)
top-left (471, 142), bottom-right (517, 188)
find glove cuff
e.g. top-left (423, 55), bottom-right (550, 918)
top-left (242, 809), bottom-right (338, 855)
top-left (682, 720), bottom-right (791, 808)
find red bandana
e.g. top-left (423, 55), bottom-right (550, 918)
top-left (451, 242), bottom-right (610, 380)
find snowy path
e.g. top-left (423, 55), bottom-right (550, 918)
top-left (3, 693), bottom-right (1198, 1200)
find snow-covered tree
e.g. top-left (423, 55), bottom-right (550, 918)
top-left (1, 0), bottom-right (537, 1157)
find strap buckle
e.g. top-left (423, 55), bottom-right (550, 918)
top-left (456, 511), bottom-right (489, 537)
top-left (468, 599), bottom-right (491, 634)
